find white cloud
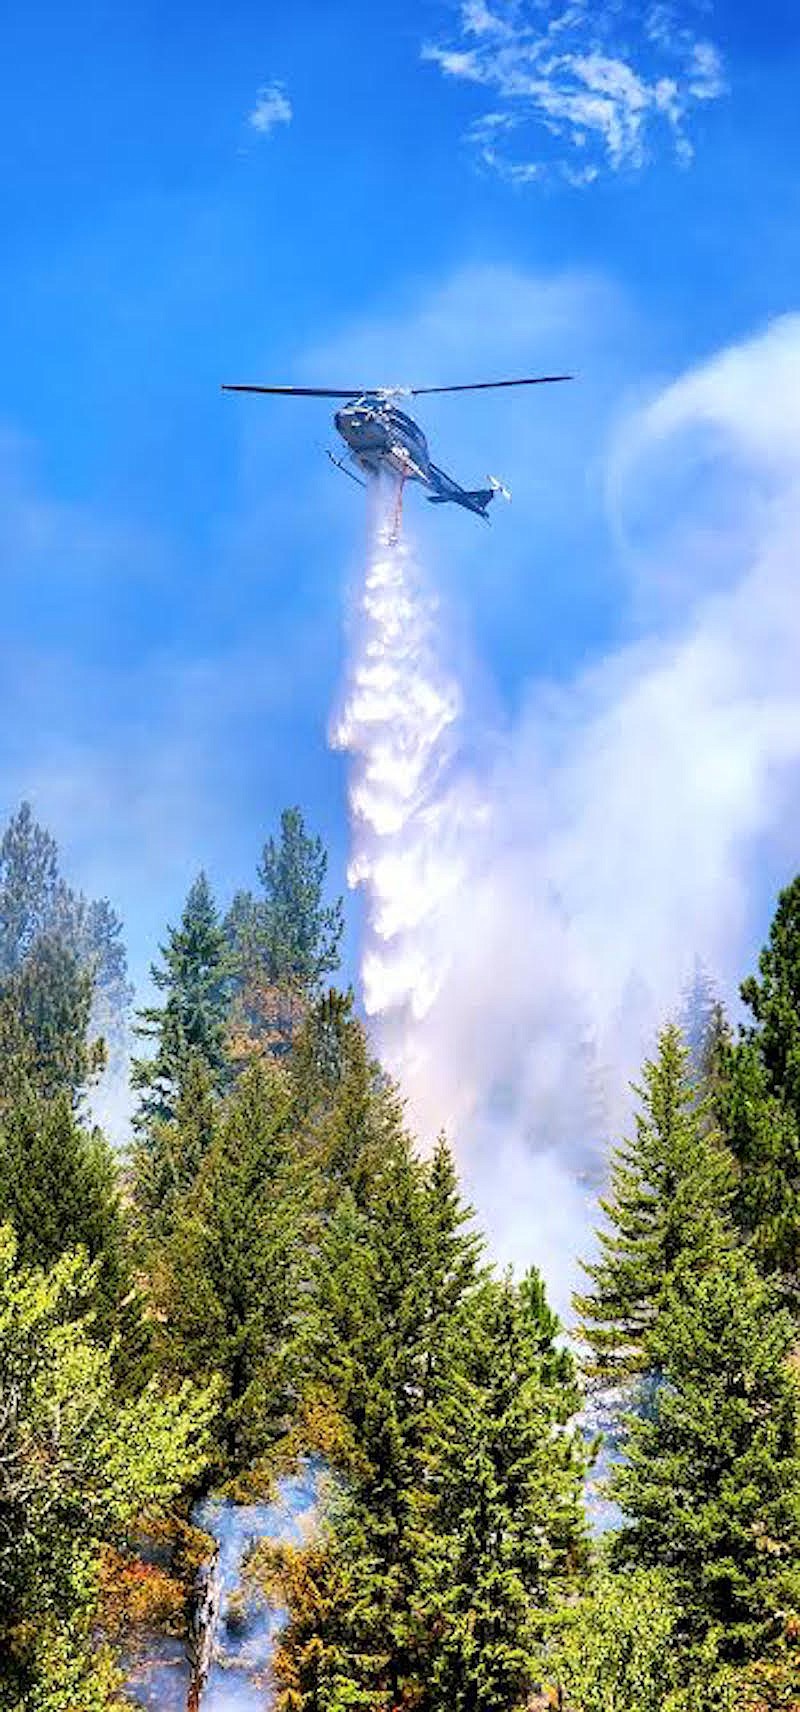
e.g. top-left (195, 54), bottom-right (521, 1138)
top-left (248, 81), bottom-right (292, 137)
top-left (423, 0), bottom-right (726, 182)
top-left (333, 288), bottom-right (800, 1315)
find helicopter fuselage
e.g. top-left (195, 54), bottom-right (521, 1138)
top-left (334, 397), bottom-right (432, 484)
top-left (332, 394), bottom-right (507, 517)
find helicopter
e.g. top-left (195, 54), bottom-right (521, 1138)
top-left (221, 374), bottom-right (572, 525)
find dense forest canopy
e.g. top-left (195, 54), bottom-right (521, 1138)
top-left (0, 800), bottom-right (798, 1712)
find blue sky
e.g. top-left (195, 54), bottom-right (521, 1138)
top-left (2, 0), bottom-right (800, 1017)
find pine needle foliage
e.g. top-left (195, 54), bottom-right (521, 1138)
top-left (574, 1024), bottom-right (736, 1384)
top-left (132, 871), bottom-right (230, 1126)
top-left (611, 1247), bottom-right (800, 1671)
top-left (154, 1061), bottom-right (308, 1465)
top-left (717, 877), bottom-right (800, 1305)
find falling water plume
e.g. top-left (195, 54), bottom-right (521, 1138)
top-left (332, 481), bottom-right (488, 1119)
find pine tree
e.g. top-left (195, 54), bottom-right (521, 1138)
top-left (720, 1040), bottom-right (800, 1299)
top-left (0, 804), bottom-right (130, 1105)
top-left (410, 1272), bottom-right (588, 1712)
top-left (681, 959), bottom-right (721, 1082)
top-left (130, 1052), bottom-right (217, 1243)
top-left (574, 1025), bottom-right (735, 1384)
top-left (296, 1009), bottom-right (409, 1215)
top-left (258, 806), bottom-right (344, 993)
top-left (0, 932), bottom-right (102, 1103)
top-left (155, 1062), bottom-right (305, 1464)
top-left (0, 1090), bottom-right (128, 1336)
top-left (422, 1136), bottom-right (486, 1362)
top-left (740, 876), bottom-right (800, 1122)
top-left (611, 1247), bottom-right (800, 1671)
top-left (226, 808), bottom-right (344, 1055)
top-left (0, 802), bottom-right (66, 973)
top-left (132, 871), bottom-right (230, 1125)
top-left (291, 987), bottom-right (359, 1095)
top-left (292, 1135), bottom-right (483, 1708)
top-left (281, 1120), bottom-right (584, 1712)
top-left (718, 879), bottom-right (800, 1304)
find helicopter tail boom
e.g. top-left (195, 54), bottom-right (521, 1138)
top-left (426, 463), bottom-right (511, 518)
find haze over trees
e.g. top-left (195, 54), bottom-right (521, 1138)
top-left (0, 798), bottom-right (798, 1710)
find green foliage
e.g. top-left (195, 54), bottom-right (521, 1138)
top-left (0, 1090), bottom-right (128, 1335)
top-left (129, 1051), bottom-right (217, 1242)
top-left (226, 808), bottom-right (344, 1055)
top-left (295, 999), bottom-right (408, 1214)
top-left (259, 1507), bottom-right (393, 1712)
top-left (6, 812), bottom-right (800, 1711)
top-left (611, 1246), bottom-right (800, 1669)
top-left (0, 933), bottom-right (101, 1104)
top-left (291, 987), bottom-right (361, 1098)
top-left (716, 879), bottom-right (800, 1303)
top-left (1, 1628), bottom-right (126, 1712)
top-left (0, 802), bottom-right (79, 977)
top-left (574, 1024), bottom-right (735, 1384)
top-left (0, 804), bottom-right (130, 1106)
top-left (154, 1062), bottom-right (307, 1464)
top-left (276, 1120), bottom-right (586, 1712)
top-left (0, 1224), bottom-right (214, 1710)
top-left (409, 1271), bottom-right (588, 1712)
top-left (256, 806), bottom-right (344, 993)
top-left (543, 1567), bottom-right (679, 1712)
top-left (132, 870), bottom-right (230, 1125)
top-left (740, 876), bottom-right (800, 1122)
top-left (720, 1040), bottom-right (800, 1296)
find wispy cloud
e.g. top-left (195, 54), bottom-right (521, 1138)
top-left (248, 80), bottom-right (293, 137)
top-left (423, 1), bottom-right (726, 184)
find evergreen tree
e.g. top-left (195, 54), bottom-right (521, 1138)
top-left (574, 1025), bottom-right (735, 1384)
top-left (422, 1136), bottom-right (486, 1364)
top-left (720, 1040), bottom-right (800, 1299)
top-left (0, 804), bottom-right (131, 1106)
top-left (278, 1118), bottom-right (585, 1712)
top-left (740, 875), bottom-right (800, 1123)
top-left (0, 1090), bottom-right (127, 1336)
top-left (611, 1247), bottom-right (800, 1672)
top-left (699, 997), bottom-right (733, 1100)
top-left (132, 871), bottom-right (230, 1125)
top-left (680, 959), bottom-right (720, 1083)
top-left (291, 1136), bottom-right (483, 1708)
top-left (0, 803), bottom-right (66, 973)
top-left (258, 806), bottom-right (344, 993)
top-left (296, 1009), bottom-right (410, 1216)
top-left (155, 1063), bottom-right (305, 1464)
top-left (129, 1051), bottom-right (217, 1242)
top-left (409, 1272), bottom-right (588, 1712)
top-left (0, 933), bottom-right (102, 1103)
top-left (718, 879), bottom-right (800, 1305)
top-left (262, 1489), bottom-right (394, 1712)
top-left (226, 808), bottom-right (344, 1055)
top-left (291, 987), bottom-right (359, 1095)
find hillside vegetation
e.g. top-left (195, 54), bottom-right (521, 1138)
top-left (0, 803), bottom-right (798, 1712)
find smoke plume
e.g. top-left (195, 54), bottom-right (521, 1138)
top-left (333, 319), bottom-right (800, 1315)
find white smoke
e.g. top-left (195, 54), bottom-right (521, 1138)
top-left (333, 317), bottom-right (800, 1317)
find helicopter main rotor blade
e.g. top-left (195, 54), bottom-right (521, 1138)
top-left (409, 375), bottom-right (573, 396)
top-left (221, 384), bottom-right (366, 398)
